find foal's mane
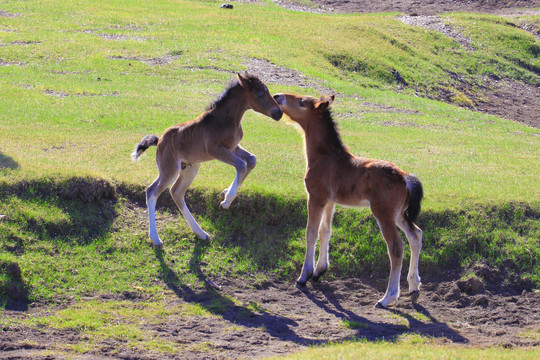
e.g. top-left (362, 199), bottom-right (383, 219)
top-left (321, 108), bottom-right (346, 152)
top-left (206, 74), bottom-right (261, 111)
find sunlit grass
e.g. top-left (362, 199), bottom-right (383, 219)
top-left (268, 340), bottom-right (540, 360)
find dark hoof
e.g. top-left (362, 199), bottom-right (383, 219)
top-left (410, 290), bottom-right (420, 302)
top-left (374, 302), bottom-right (386, 309)
top-left (311, 269), bottom-right (326, 282)
top-left (296, 280), bottom-right (307, 287)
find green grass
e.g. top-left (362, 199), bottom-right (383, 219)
top-left (0, 0), bottom-right (539, 357)
top-left (267, 340), bottom-right (540, 360)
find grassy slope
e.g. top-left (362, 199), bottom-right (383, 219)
top-left (0, 0), bottom-right (539, 355)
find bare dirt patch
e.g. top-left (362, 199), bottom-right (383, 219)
top-left (302, 0), bottom-right (540, 16)
top-left (1, 272), bottom-right (539, 359)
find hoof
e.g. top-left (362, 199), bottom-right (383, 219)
top-left (220, 188), bottom-right (229, 199)
top-left (220, 200), bottom-right (231, 209)
top-left (311, 269), bottom-right (326, 282)
top-left (296, 280), bottom-right (307, 287)
top-left (374, 301), bottom-right (386, 309)
top-left (410, 290), bottom-right (420, 302)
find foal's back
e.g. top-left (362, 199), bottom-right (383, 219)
top-left (308, 149), bottom-right (408, 208)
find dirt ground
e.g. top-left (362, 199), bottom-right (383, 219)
top-left (1, 1), bottom-right (539, 359)
top-left (2, 272), bottom-right (539, 359)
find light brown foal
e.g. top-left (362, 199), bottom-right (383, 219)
top-left (132, 73), bottom-right (282, 245)
top-left (273, 93), bottom-right (424, 307)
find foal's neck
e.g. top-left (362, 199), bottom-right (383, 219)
top-left (211, 85), bottom-right (250, 126)
top-left (304, 112), bottom-right (347, 164)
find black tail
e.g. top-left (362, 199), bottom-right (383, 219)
top-left (404, 173), bottom-right (423, 227)
top-left (131, 135), bottom-right (159, 161)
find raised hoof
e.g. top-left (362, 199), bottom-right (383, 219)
top-left (410, 290), bottom-right (420, 302)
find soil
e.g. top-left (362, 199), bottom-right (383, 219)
top-left (1, 1), bottom-right (540, 359)
top-left (2, 271), bottom-right (539, 359)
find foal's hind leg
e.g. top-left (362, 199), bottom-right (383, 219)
top-left (170, 163), bottom-right (209, 240)
top-left (397, 216), bottom-right (423, 296)
top-left (313, 202), bottom-right (335, 281)
top-left (147, 166), bottom-right (180, 246)
top-left (371, 205), bottom-right (404, 307)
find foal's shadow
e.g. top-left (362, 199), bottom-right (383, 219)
top-left (153, 243), bottom-right (323, 346)
top-left (300, 281), bottom-right (469, 343)
top-left (0, 152), bottom-right (19, 171)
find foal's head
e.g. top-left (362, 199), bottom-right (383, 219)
top-left (273, 93), bottom-right (335, 128)
top-left (238, 73), bottom-right (283, 121)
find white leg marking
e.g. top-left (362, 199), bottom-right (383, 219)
top-left (147, 193), bottom-right (163, 246)
top-left (170, 164), bottom-right (209, 240)
top-left (314, 203), bottom-right (334, 279)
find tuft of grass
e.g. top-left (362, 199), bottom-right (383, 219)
top-left (269, 340), bottom-right (540, 360)
top-left (342, 319), bottom-right (370, 330)
top-left (18, 298), bottom-right (215, 354)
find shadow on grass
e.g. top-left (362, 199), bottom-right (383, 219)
top-left (0, 152), bottom-right (19, 171)
top-left (0, 178), bottom-right (118, 310)
top-left (0, 178), bottom-right (118, 246)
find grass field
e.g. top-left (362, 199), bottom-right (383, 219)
top-left (1, 0), bottom-right (539, 358)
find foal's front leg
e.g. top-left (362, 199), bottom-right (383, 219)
top-left (297, 196), bottom-right (326, 286)
top-left (219, 146), bottom-right (256, 204)
top-left (209, 145), bottom-right (251, 209)
top-left (312, 202), bottom-right (335, 281)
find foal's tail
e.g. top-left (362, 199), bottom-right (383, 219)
top-left (404, 173), bottom-right (424, 227)
top-left (131, 135), bottom-right (159, 161)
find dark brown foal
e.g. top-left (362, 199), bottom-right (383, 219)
top-left (132, 73), bottom-right (282, 245)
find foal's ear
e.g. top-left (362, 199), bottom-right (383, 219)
top-left (315, 95), bottom-right (335, 111)
top-left (237, 72), bottom-right (252, 89)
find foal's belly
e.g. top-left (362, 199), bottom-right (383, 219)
top-left (333, 196), bottom-right (370, 208)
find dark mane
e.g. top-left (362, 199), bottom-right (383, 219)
top-left (322, 109), bottom-right (346, 152)
top-left (206, 80), bottom-right (241, 111)
top-left (206, 74), bottom-right (261, 111)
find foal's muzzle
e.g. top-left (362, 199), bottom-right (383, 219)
top-left (271, 107), bottom-right (283, 121)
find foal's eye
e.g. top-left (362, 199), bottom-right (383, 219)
top-left (299, 100), bottom-right (305, 107)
